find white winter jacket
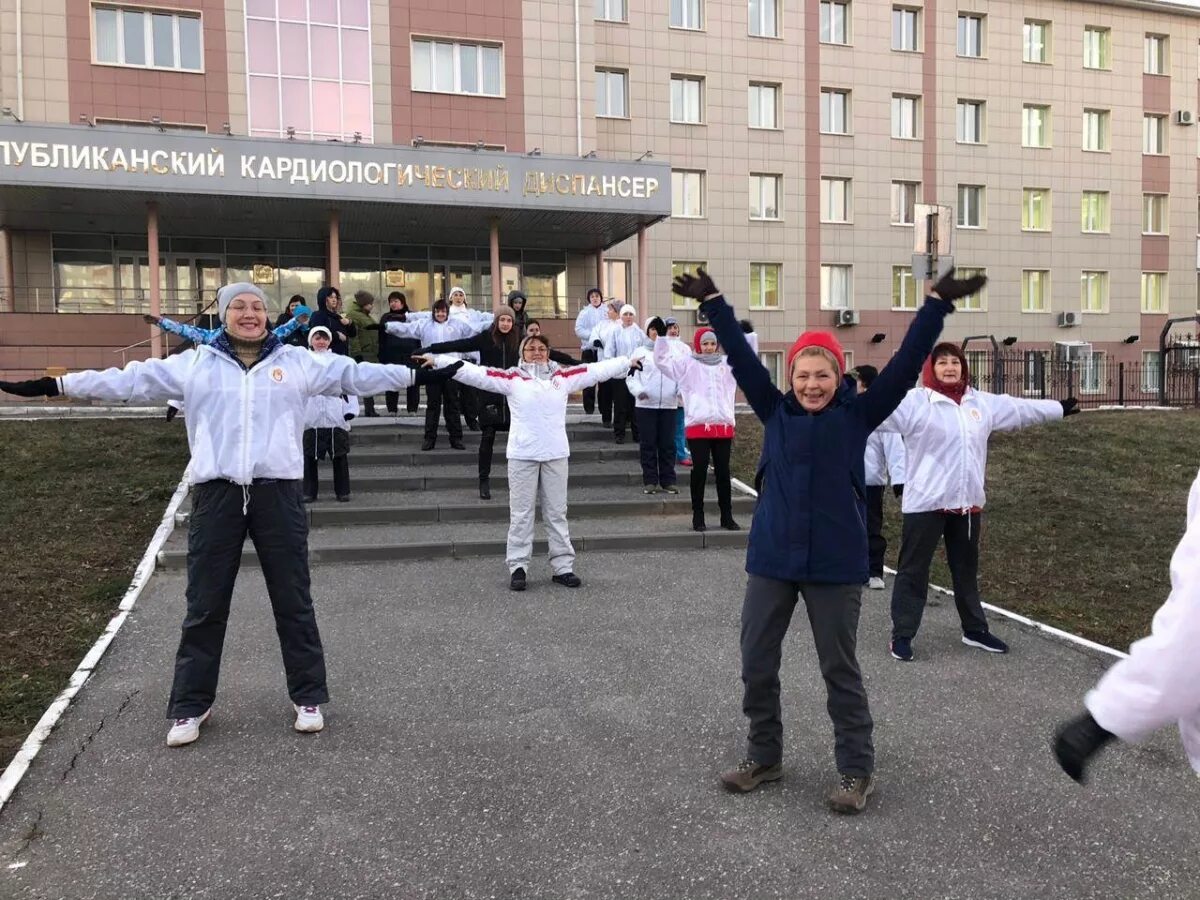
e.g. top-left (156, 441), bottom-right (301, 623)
top-left (607, 322), bottom-right (650, 360)
top-left (575, 303), bottom-right (608, 350)
top-left (1087, 468), bottom-right (1200, 772)
top-left (588, 320), bottom-right (621, 359)
top-left (304, 387), bottom-right (359, 431)
top-left (626, 347), bottom-right (679, 410)
top-left (385, 316), bottom-right (478, 358)
top-left (59, 343), bottom-right (416, 485)
top-left (877, 386), bottom-right (1062, 513)
top-left (652, 335), bottom-right (757, 439)
top-left (865, 431), bottom-right (906, 487)
top-left (438, 354), bottom-right (631, 461)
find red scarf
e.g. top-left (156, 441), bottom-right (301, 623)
top-left (921, 356), bottom-right (968, 404)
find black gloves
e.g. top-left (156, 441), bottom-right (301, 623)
top-left (142, 314), bottom-right (160, 325)
top-left (0, 377), bottom-right (60, 398)
top-left (1053, 711), bottom-right (1115, 784)
top-left (414, 360), bottom-right (464, 386)
top-left (931, 268), bottom-right (988, 304)
top-left (344, 413), bottom-right (355, 422)
top-left (672, 267), bottom-right (720, 301)
top-left (592, 339), bottom-right (603, 349)
top-left (893, 484), bottom-right (904, 499)
top-left (165, 405), bottom-right (179, 423)
top-left (1060, 397), bottom-right (1080, 417)
top-left (739, 319), bottom-right (754, 334)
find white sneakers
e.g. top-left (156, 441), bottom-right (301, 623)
top-left (868, 576), bottom-right (886, 590)
top-left (293, 704), bottom-right (325, 733)
top-left (165, 704), bottom-right (325, 746)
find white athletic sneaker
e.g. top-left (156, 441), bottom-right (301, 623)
top-left (166, 709), bottom-right (211, 747)
top-left (868, 577), bottom-right (886, 590)
top-left (293, 704), bottom-right (324, 733)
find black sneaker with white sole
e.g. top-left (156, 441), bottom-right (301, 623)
top-left (962, 630), bottom-right (1008, 653)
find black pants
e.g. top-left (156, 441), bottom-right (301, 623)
top-left (303, 455), bottom-right (349, 499)
top-left (687, 437), bottom-right (732, 521)
top-left (635, 407), bottom-right (676, 487)
top-left (168, 479), bottom-right (328, 718)
top-left (581, 348), bottom-right (598, 413)
top-left (741, 574), bottom-right (874, 775)
top-left (613, 382), bottom-right (638, 440)
top-left (424, 380), bottom-right (463, 442)
top-left (385, 385), bottom-right (421, 414)
top-left (866, 485), bottom-right (886, 578)
top-left (478, 425), bottom-right (508, 478)
top-left (460, 383), bottom-right (479, 427)
top-left (891, 511), bottom-right (987, 640)
top-left (598, 379), bottom-right (614, 425)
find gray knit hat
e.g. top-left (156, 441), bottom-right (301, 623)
top-left (216, 282), bottom-right (268, 323)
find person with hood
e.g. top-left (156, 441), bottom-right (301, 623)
top-left (1053, 467), bottom-right (1200, 784)
top-left (626, 316), bottom-right (680, 494)
top-left (419, 306), bottom-right (522, 500)
top-left (378, 291), bottom-right (422, 414)
top-left (0, 282), bottom-right (462, 748)
top-left (303, 326), bottom-right (359, 502)
top-left (418, 335), bottom-right (634, 592)
top-left (664, 317), bottom-right (693, 469)
top-left (601, 304), bottom-right (651, 444)
top-left (525, 320), bottom-right (582, 366)
top-left (854, 365), bottom-right (907, 590)
top-left (669, 267), bottom-right (987, 815)
top-left (506, 289), bottom-right (531, 334)
top-left (276, 294), bottom-right (313, 347)
top-left (308, 286), bottom-right (356, 356)
top-left (574, 288), bottom-right (607, 415)
top-left (878, 342), bottom-right (1077, 662)
top-left (345, 290), bottom-right (381, 416)
top-left (588, 301), bottom-right (623, 427)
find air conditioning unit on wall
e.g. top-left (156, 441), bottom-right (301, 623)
top-left (1055, 341), bottom-right (1093, 361)
top-left (834, 309), bottom-right (860, 327)
top-left (1176, 110), bottom-right (1194, 126)
top-left (1057, 311), bottom-right (1081, 327)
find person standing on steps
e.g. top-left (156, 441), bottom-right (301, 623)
top-left (588, 300), bottom-right (623, 428)
top-left (664, 317), bottom-right (693, 470)
top-left (627, 316), bottom-right (679, 495)
top-left (418, 335), bottom-right (634, 593)
top-left (308, 287), bottom-right (356, 357)
top-left (605, 304), bottom-right (650, 445)
top-left (506, 290), bottom-right (531, 334)
top-left (346, 290), bottom-right (381, 417)
top-left (878, 342), bottom-right (1077, 663)
top-left (446, 286), bottom-right (491, 431)
top-left (575, 288), bottom-right (608, 416)
top-left (671, 267), bottom-right (987, 815)
top-left (378, 291), bottom-right (422, 415)
top-left (0, 282), bottom-right (462, 748)
top-left (854, 365), bottom-right (907, 591)
top-left (418, 306), bottom-right (522, 500)
top-left (302, 327), bottom-right (359, 502)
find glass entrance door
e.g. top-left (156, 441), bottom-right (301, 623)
top-left (432, 262), bottom-right (483, 309)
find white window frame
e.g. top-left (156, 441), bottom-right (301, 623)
top-left (1023, 19), bottom-right (1050, 64)
top-left (1081, 191), bottom-right (1110, 233)
top-left (595, 0), bottom-right (628, 23)
top-left (1022, 270), bottom-right (1051, 313)
top-left (1145, 34), bottom-right (1169, 75)
top-left (956, 99), bottom-right (984, 144)
top-left (672, 169), bottom-right (705, 218)
top-left (749, 0), bottom-right (780, 38)
top-left (1022, 187), bottom-right (1051, 232)
top-left (892, 265), bottom-right (917, 310)
top-left (1083, 26), bottom-right (1111, 70)
top-left (957, 184), bottom-right (985, 229)
top-left (749, 262), bottom-right (782, 309)
top-left (1023, 350), bottom-right (1050, 394)
top-left (1143, 114), bottom-right (1167, 155)
top-left (1141, 272), bottom-right (1168, 313)
top-left (1079, 351), bottom-right (1105, 395)
top-left (750, 173), bottom-right (782, 221)
top-left (1022, 104), bottom-right (1051, 148)
top-left (671, 260), bottom-right (707, 309)
top-left (891, 181), bottom-right (918, 225)
top-left (1143, 193), bottom-right (1169, 235)
top-left (749, 82), bottom-right (780, 130)
top-left (956, 267), bottom-right (987, 311)
top-left (820, 88), bottom-right (850, 135)
top-left (92, 5), bottom-right (204, 72)
top-left (759, 351), bottom-right (783, 386)
top-left (412, 39), bottom-right (505, 98)
top-left (670, 0), bottom-right (704, 30)
top-left (669, 74), bottom-right (704, 125)
top-left (1082, 108), bottom-right (1110, 152)
top-left (891, 94), bottom-right (920, 140)
top-left (1142, 350), bottom-right (1161, 393)
top-left (820, 264), bottom-right (853, 310)
top-left (819, 0), bottom-right (850, 45)
top-left (603, 258), bottom-right (631, 302)
top-left (820, 177), bottom-right (851, 223)
top-left (957, 13), bottom-right (984, 58)
top-left (892, 6), bottom-right (920, 52)
top-left (1081, 270), bottom-right (1109, 313)
top-left (595, 68), bottom-right (629, 118)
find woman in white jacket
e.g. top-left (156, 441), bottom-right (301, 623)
top-left (855, 365), bottom-right (907, 590)
top-left (0, 283), bottom-right (460, 748)
top-left (421, 335), bottom-right (632, 592)
top-left (1054, 468), bottom-right (1200, 783)
top-left (575, 288), bottom-right (608, 416)
top-left (302, 326), bottom-right (360, 503)
top-left (627, 316), bottom-right (680, 494)
top-left (877, 342), bottom-right (1077, 662)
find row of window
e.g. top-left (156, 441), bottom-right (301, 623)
top-left (597, 0), bottom-right (781, 37)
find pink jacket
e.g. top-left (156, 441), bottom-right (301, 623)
top-left (653, 337), bottom-right (738, 439)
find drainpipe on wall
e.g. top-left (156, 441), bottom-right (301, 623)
top-left (573, 0), bottom-right (582, 157)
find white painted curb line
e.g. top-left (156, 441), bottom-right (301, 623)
top-left (729, 476), bottom-right (1128, 661)
top-left (0, 474), bottom-right (191, 813)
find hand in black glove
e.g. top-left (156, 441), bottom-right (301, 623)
top-left (931, 267), bottom-right (988, 304)
top-left (414, 360), bottom-right (464, 386)
top-left (739, 319), bottom-right (754, 334)
top-left (1053, 711), bottom-right (1115, 784)
top-left (0, 377), bottom-right (60, 398)
top-left (344, 413), bottom-right (356, 422)
top-left (629, 358), bottom-right (644, 372)
top-left (1060, 397), bottom-right (1080, 417)
top-left (671, 267), bottom-right (720, 301)
top-left (893, 484), bottom-right (904, 499)
top-left (592, 339), bottom-right (603, 349)
top-left (142, 314), bottom-right (161, 326)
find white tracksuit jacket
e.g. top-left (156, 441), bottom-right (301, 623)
top-left (575, 303), bottom-right (609, 351)
top-left (605, 322), bottom-right (651, 360)
top-left (588, 320), bottom-right (621, 360)
top-left (387, 314), bottom-right (486, 360)
top-left (877, 386), bottom-right (1062, 513)
top-left (652, 334), bottom-right (758, 439)
top-left (865, 431), bottom-right (906, 488)
top-left (626, 347), bottom-right (679, 410)
top-left (58, 342), bottom-right (418, 485)
top-left (304, 390), bottom-right (359, 430)
top-left (1087, 468), bottom-right (1200, 772)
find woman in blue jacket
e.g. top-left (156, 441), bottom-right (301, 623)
top-left (672, 267), bottom-right (986, 814)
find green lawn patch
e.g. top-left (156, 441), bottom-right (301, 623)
top-left (0, 419), bottom-right (188, 768)
top-left (730, 410), bottom-right (1200, 650)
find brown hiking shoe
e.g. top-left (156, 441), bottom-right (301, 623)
top-left (720, 758), bottom-right (783, 793)
top-left (828, 773), bottom-right (875, 814)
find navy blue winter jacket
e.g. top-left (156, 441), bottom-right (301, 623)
top-left (703, 293), bottom-right (953, 585)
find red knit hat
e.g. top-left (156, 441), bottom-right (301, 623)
top-left (693, 328), bottom-right (717, 353)
top-left (787, 330), bottom-right (846, 375)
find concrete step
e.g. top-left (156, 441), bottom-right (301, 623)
top-left (350, 425), bottom-right (621, 447)
top-left (320, 468), bottom-right (647, 494)
top-left (350, 445), bottom-right (641, 467)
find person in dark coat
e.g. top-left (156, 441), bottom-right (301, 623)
top-left (672, 267), bottom-right (985, 815)
top-left (308, 286), bottom-right (356, 356)
top-left (378, 291), bottom-right (421, 414)
top-left (506, 290), bottom-right (531, 334)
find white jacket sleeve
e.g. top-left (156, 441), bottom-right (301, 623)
top-left (653, 337), bottom-right (694, 384)
top-left (575, 309), bottom-right (593, 344)
top-left (874, 389), bottom-right (921, 435)
top-left (301, 352), bottom-right (415, 396)
top-left (345, 395), bottom-right (360, 419)
top-left (558, 356), bottom-right (631, 393)
top-left (980, 392), bottom-right (1063, 432)
top-left (60, 351), bottom-right (195, 403)
top-left (384, 320), bottom-right (423, 340)
top-left (883, 432), bottom-right (907, 484)
top-left (433, 355), bottom-right (517, 395)
top-left (626, 349), bottom-right (649, 396)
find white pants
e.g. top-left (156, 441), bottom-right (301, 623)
top-left (506, 457), bottom-right (574, 575)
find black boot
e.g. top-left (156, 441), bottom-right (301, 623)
top-left (363, 396), bottom-right (378, 417)
top-left (1054, 712), bottom-right (1115, 783)
top-left (692, 510), bottom-right (706, 532)
top-left (479, 477), bottom-right (491, 500)
top-left (510, 567), bottom-right (527, 592)
top-left (421, 437), bottom-right (436, 451)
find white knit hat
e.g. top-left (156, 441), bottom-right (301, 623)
top-left (307, 326), bottom-right (332, 347)
top-left (619, 304), bottom-right (637, 317)
top-left (216, 282), bottom-right (268, 323)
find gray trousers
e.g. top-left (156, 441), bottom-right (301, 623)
top-left (891, 511), bottom-right (987, 640)
top-left (506, 457), bottom-right (575, 575)
top-left (740, 575), bottom-right (874, 776)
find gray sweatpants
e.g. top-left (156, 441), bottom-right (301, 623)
top-left (506, 456), bottom-right (575, 575)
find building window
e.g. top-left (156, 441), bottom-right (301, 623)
top-left (957, 13), bottom-right (984, 58)
top-left (1143, 114), bottom-right (1167, 154)
top-left (672, 170), bottom-right (705, 218)
top-left (956, 100), bottom-right (984, 143)
top-left (891, 181), bottom-right (918, 225)
top-left (595, 0), bottom-right (627, 22)
top-left (412, 39), bottom-right (502, 97)
top-left (759, 351), bottom-right (783, 385)
top-left (670, 0), bottom-right (704, 30)
top-left (1143, 194), bottom-right (1169, 235)
top-left (1082, 109), bottom-right (1110, 152)
top-left (1142, 351), bottom-right (1161, 393)
top-left (595, 68), bottom-right (628, 118)
top-left (1142, 272), bottom-right (1168, 313)
top-left (820, 264), bottom-right (852, 309)
top-left (820, 0), bottom-right (850, 44)
top-left (671, 260), bottom-right (707, 309)
top-left (750, 174), bottom-right (781, 220)
top-left (247, 1), bottom-right (374, 142)
top-left (1022, 188), bottom-right (1051, 231)
top-left (1076, 351), bottom-right (1104, 394)
top-left (892, 266), bottom-right (917, 309)
top-left (1083, 26), bottom-right (1111, 70)
top-left (1024, 350), bottom-right (1049, 393)
top-left (749, 83), bottom-right (780, 129)
top-left (670, 75), bottom-right (704, 124)
top-left (821, 89), bottom-right (850, 134)
top-left (1145, 34), bottom-right (1168, 75)
top-left (94, 6), bottom-right (203, 71)
top-left (1023, 19), bottom-right (1050, 64)
top-left (604, 259), bottom-right (631, 301)
top-left (956, 267), bottom-right (986, 310)
top-left (1081, 191), bottom-right (1110, 233)
top-left (820, 177), bottom-right (851, 223)
top-left (749, 0), bottom-right (779, 37)
top-left (1022, 270), bottom-right (1050, 312)
top-left (957, 184), bottom-right (985, 228)
top-left (892, 7), bottom-right (920, 52)
top-left (749, 263), bottom-right (781, 308)
top-left (891, 94), bottom-right (920, 139)
top-left (1081, 270), bottom-right (1108, 313)
top-left (1022, 104), bottom-right (1051, 148)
